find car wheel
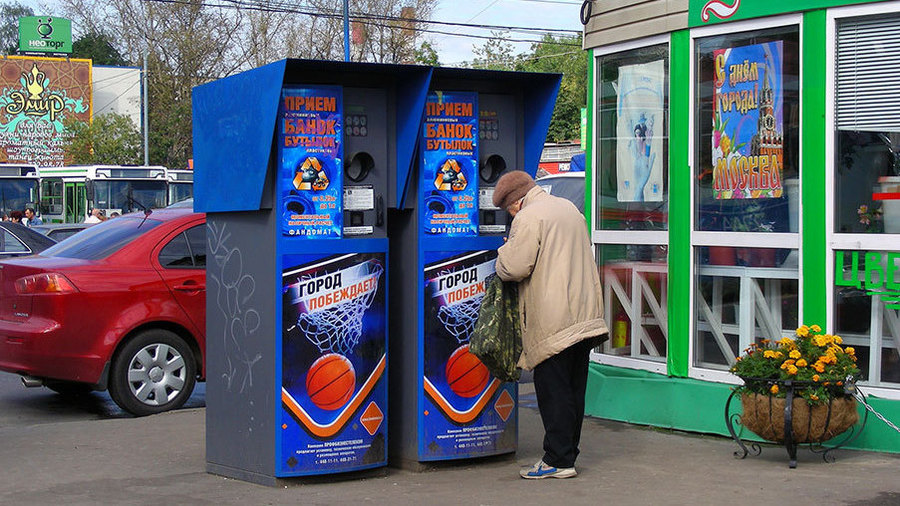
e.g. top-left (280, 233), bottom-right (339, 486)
top-left (108, 330), bottom-right (196, 416)
top-left (45, 380), bottom-right (94, 397)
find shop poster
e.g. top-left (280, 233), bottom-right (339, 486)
top-left (421, 91), bottom-right (478, 237)
top-left (280, 252), bottom-right (387, 474)
top-left (615, 60), bottom-right (665, 202)
top-left (279, 86), bottom-right (343, 238)
top-left (712, 41), bottom-right (784, 200)
top-left (421, 250), bottom-right (517, 460)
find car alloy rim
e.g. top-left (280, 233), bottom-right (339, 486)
top-left (127, 343), bottom-right (187, 406)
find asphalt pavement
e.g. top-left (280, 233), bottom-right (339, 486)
top-left (1, 382), bottom-right (899, 505)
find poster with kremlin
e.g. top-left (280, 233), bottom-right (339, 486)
top-left (711, 41), bottom-right (784, 200)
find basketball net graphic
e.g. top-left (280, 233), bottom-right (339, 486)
top-left (286, 259), bottom-right (384, 356)
top-left (438, 292), bottom-right (484, 344)
top-left (431, 259), bottom-right (496, 344)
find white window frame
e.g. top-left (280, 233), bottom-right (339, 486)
top-left (590, 34), bottom-right (669, 375)
top-left (827, 1), bottom-right (900, 401)
top-left (688, 14), bottom-right (804, 385)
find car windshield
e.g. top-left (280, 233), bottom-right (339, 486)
top-left (0, 177), bottom-right (39, 216)
top-left (93, 180), bottom-right (167, 212)
top-left (168, 183), bottom-right (193, 205)
top-left (41, 216), bottom-right (162, 260)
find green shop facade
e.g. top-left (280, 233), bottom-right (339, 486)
top-left (582, 0), bottom-right (900, 453)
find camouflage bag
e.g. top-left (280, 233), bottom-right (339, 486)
top-left (470, 274), bottom-right (522, 382)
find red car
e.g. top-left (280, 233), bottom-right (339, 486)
top-left (0, 208), bottom-right (206, 416)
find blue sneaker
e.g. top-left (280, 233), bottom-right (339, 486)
top-left (519, 460), bottom-right (577, 479)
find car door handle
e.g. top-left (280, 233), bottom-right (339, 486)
top-left (174, 283), bottom-right (205, 292)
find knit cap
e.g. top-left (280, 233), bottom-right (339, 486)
top-left (492, 170), bottom-right (536, 209)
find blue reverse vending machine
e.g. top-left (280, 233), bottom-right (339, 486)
top-left (388, 67), bottom-right (560, 467)
top-left (194, 60), bottom-right (431, 485)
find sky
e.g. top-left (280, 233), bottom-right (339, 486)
top-left (428, 0), bottom-right (585, 65)
top-left (19, 0), bottom-right (586, 65)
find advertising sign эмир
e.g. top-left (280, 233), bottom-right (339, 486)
top-left (18, 17), bottom-right (72, 55)
top-left (0, 56), bottom-right (91, 166)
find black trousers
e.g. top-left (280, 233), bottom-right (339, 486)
top-left (532, 336), bottom-right (600, 469)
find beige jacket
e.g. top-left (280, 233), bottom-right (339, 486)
top-left (495, 186), bottom-right (608, 370)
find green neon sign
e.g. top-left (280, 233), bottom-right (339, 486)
top-left (835, 250), bottom-right (900, 309)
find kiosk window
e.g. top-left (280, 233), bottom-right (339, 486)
top-left (596, 43), bottom-right (669, 231)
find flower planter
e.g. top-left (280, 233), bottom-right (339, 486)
top-left (739, 392), bottom-right (858, 443)
top-left (725, 380), bottom-right (867, 468)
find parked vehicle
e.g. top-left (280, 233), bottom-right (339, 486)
top-left (0, 221), bottom-right (56, 258)
top-left (0, 163), bottom-right (39, 218)
top-left (38, 165), bottom-right (169, 223)
top-left (167, 169), bottom-right (194, 206)
top-left (536, 171), bottom-right (585, 214)
top-left (0, 207), bottom-right (206, 415)
top-left (30, 223), bottom-right (94, 242)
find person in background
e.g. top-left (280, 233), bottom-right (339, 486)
top-left (1, 213), bottom-right (8, 221)
top-left (492, 170), bottom-right (608, 480)
top-left (109, 212), bottom-right (120, 218)
top-left (23, 207), bottom-right (42, 227)
top-left (8, 210), bottom-right (23, 224)
top-left (84, 208), bottom-right (106, 223)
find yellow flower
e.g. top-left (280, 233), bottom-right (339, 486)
top-left (779, 337), bottom-right (794, 347)
top-left (787, 365), bottom-right (798, 375)
top-left (811, 324), bottom-right (822, 333)
top-left (810, 394), bottom-right (819, 401)
top-left (763, 350), bottom-right (776, 359)
top-left (797, 326), bottom-right (810, 337)
top-left (770, 384), bottom-right (779, 394)
top-left (775, 351), bottom-right (784, 358)
top-left (834, 335), bottom-right (843, 344)
top-left (720, 133), bottom-right (732, 154)
top-left (815, 336), bottom-right (828, 347)
top-left (796, 359), bottom-right (808, 367)
top-left (845, 347), bottom-right (855, 355)
top-left (735, 356), bottom-right (742, 361)
top-left (813, 374), bottom-right (820, 382)
top-left (814, 362), bottom-right (826, 373)
top-left (789, 350), bottom-right (801, 359)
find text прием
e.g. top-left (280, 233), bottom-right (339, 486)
top-left (427, 101), bottom-right (473, 117)
top-left (284, 95), bottom-right (337, 112)
top-left (426, 101), bottom-right (475, 151)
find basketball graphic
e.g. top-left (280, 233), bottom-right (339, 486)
top-left (445, 344), bottom-right (489, 398)
top-left (306, 353), bottom-right (356, 410)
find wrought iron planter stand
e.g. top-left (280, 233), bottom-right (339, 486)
top-left (725, 379), bottom-right (868, 468)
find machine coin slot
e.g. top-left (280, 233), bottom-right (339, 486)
top-left (480, 154), bottom-right (505, 183)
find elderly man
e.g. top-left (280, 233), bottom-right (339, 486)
top-left (493, 170), bottom-right (608, 480)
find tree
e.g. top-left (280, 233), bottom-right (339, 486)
top-left (72, 30), bottom-right (129, 65)
top-left (347, 0), bottom-right (436, 64)
top-left (61, 0), bottom-right (247, 169)
top-left (64, 112), bottom-right (142, 165)
top-left (516, 34), bottom-right (586, 142)
top-left (414, 40), bottom-right (439, 66)
top-left (59, 0), bottom-right (439, 168)
top-left (0, 2), bottom-right (33, 55)
top-left (470, 31), bottom-right (518, 70)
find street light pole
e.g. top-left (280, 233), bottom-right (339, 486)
top-left (142, 48), bottom-right (149, 165)
top-left (343, 0), bottom-right (350, 61)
